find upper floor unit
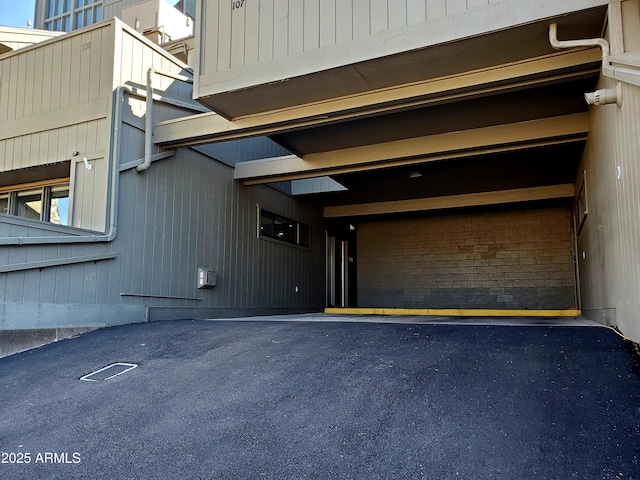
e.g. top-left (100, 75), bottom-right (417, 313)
top-left (0, 26), bottom-right (64, 55)
top-left (193, 0), bottom-right (611, 118)
top-left (0, 19), bottom-right (193, 234)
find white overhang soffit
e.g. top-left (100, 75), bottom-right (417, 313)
top-left (234, 113), bottom-right (589, 185)
top-left (153, 50), bottom-right (600, 148)
top-left (324, 184), bottom-right (575, 218)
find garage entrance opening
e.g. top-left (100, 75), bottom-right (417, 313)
top-left (328, 204), bottom-right (580, 314)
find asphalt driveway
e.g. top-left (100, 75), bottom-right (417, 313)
top-left (0, 318), bottom-right (639, 479)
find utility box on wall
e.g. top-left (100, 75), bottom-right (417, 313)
top-left (197, 268), bottom-right (216, 289)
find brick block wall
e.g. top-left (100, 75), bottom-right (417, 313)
top-left (357, 207), bottom-right (576, 310)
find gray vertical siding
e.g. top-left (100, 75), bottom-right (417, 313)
top-left (114, 141), bottom-right (325, 311)
top-left (0, 20), bottom-right (326, 333)
top-left (113, 81), bottom-right (326, 312)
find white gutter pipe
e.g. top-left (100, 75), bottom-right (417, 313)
top-left (549, 23), bottom-right (622, 107)
top-left (136, 68), bottom-right (193, 173)
top-left (549, 23), bottom-right (610, 69)
top-left (136, 67), bottom-right (156, 173)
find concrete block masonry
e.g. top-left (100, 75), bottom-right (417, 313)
top-left (358, 207), bottom-right (576, 310)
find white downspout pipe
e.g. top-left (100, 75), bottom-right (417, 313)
top-left (136, 67), bottom-right (193, 173)
top-left (549, 23), bottom-right (610, 69)
top-left (136, 67), bottom-right (157, 173)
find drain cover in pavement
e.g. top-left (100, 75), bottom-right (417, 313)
top-left (80, 363), bottom-right (138, 381)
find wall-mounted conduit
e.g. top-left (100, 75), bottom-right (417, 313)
top-left (0, 253), bottom-right (117, 273)
top-left (136, 68), bottom-right (194, 173)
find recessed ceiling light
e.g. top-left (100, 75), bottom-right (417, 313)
top-left (409, 171), bottom-right (422, 179)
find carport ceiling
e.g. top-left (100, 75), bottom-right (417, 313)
top-left (321, 142), bottom-right (585, 207)
top-left (249, 73), bottom-right (596, 203)
top-left (271, 78), bottom-right (597, 156)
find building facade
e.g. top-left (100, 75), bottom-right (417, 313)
top-left (2, 0), bottom-right (640, 355)
top-left (177, 0), bottom-right (639, 337)
top-left (0, 18), bottom-right (325, 356)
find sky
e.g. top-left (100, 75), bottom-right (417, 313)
top-left (0, 0), bottom-right (36, 28)
top-left (0, 1), bottom-right (181, 29)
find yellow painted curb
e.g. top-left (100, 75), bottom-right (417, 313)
top-left (324, 308), bottom-right (582, 317)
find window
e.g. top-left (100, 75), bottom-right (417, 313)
top-left (0, 194), bottom-right (10, 215)
top-left (45, 0), bottom-right (102, 32)
top-left (0, 181), bottom-right (70, 225)
top-left (259, 208), bottom-right (310, 248)
top-left (16, 190), bottom-right (43, 220)
top-left (49, 185), bottom-right (70, 225)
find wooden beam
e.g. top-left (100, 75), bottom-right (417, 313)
top-left (323, 184), bottom-right (575, 218)
top-left (234, 114), bottom-right (589, 183)
top-left (0, 177), bottom-right (70, 194)
top-left (241, 137), bottom-right (586, 185)
top-left (154, 50), bottom-right (600, 147)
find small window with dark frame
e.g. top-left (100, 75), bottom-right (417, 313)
top-left (16, 189), bottom-right (43, 221)
top-left (259, 208), bottom-right (310, 248)
top-left (0, 194), bottom-right (10, 216)
top-left (0, 161), bottom-right (71, 226)
top-left (0, 182), bottom-right (70, 226)
top-left (49, 185), bottom-right (70, 225)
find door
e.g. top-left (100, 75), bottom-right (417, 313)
top-left (326, 223), bottom-right (357, 307)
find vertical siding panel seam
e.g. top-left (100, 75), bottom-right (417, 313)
top-left (271, 0), bottom-right (276, 61)
top-left (16, 55), bottom-right (26, 119)
top-left (227, 168), bottom-right (234, 307)
top-left (179, 152), bottom-right (187, 299)
top-left (237, 182), bottom-right (244, 307)
top-left (127, 173), bottom-right (139, 302)
top-left (318, 0), bottom-right (322, 49)
top-left (351, 0), bottom-right (355, 40)
top-left (171, 154), bottom-right (179, 297)
top-left (177, 153), bottom-right (185, 298)
top-left (235, 173), bottom-right (242, 306)
top-left (214, 0), bottom-right (220, 73)
top-left (9, 57), bottom-right (18, 120)
top-left (334, 0), bottom-right (337, 45)
top-left (627, 91), bottom-right (637, 302)
top-left (220, 167), bottom-right (228, 307)
top-left (633, 88), bottom-right (640, 302)
top-left (0, 60), bottom-right (6, 122)
top-left (236, 181), bottom-right (242, 307)
top-left (287, 0), bottom-right (291, 56)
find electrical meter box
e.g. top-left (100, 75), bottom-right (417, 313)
top-left (197, 268), bottom-right (216, 289)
